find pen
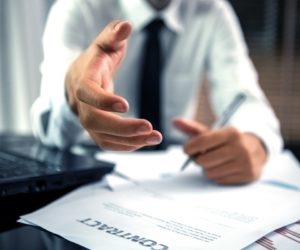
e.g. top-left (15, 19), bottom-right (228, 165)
top-left (180, 92), bottom-right (247, 171)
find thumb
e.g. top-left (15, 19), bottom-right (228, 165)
top-left (94, 20), bottom-right (132, 52)
top-left (173, 118), bottom-right (208, 136)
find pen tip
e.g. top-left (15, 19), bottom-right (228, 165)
top-left (180, 158), bottom-right (191, 172)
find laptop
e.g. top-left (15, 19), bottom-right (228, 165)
top-left (0, 134), bottom-right (115, 198)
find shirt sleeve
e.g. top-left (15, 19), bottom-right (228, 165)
top-left (206, 1), bottom-right (283, 158)
top-left (31, 0), bottom-right (91, 149)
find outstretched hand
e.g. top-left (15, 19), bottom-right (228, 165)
top-left (65, 20), bottom-right (162, 151)
top-left (173, 118), bottom-right (267, 185)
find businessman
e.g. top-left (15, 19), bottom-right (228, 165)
top-left (31, 0), bottom-right (283, 184)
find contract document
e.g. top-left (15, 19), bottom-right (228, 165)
top-left (20, 149), bottom-right (300, 250)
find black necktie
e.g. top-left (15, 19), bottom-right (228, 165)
top-left (139, 18), bottom-right (164, 135)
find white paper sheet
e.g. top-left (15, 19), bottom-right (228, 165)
top-left (96, 146), bottom-right (188, 183)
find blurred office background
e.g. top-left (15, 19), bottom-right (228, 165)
top-left (0, 0), bottom-right (299, 146)
top-left (0, 0), bottom-right (53, 133)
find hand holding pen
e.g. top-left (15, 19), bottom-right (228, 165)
top-left (173, 93), bottom-right (268, 185)
top-left (180, 93), bottom-right (247, 171)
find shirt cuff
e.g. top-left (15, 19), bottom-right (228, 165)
top-left (50, 96), bottom-right (85, 149)
top-left (227, 103), bottom-right (283, 160)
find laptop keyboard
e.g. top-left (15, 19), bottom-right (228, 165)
top-left (0, 150), bottom-right (59, 179)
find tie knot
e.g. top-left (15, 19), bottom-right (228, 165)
top-left (144, 18), bottom-right (164, 34)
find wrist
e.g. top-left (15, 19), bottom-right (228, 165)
top-left (245, 133), bottom-right (268, 164)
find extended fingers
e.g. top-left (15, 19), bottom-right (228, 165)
top-left (95, 20), bottom-right (132, 52)
top-left (90, 130), bottom-right (162, 151)
top-left (82, 104), bottom-right (163, 151)
top-left (90, 132), bottom-right (138, 151)
top-left (76, 81), bottom-right (128, 112)
top-left (95, 131), bottom-right (162, 146)
top-left (79, 105), bottom-right (155, 137)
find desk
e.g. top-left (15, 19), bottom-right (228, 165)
top-left (1, 144), bottom-right (300, 249)
top-left (0, 188), bottom-right (86, 249)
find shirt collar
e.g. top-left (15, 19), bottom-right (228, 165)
top-left (119, 0), bottom-right (183, 34)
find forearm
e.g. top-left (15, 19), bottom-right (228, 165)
top-left (207, 1), bottom-right (283, 158)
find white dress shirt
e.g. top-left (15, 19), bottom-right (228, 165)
top-left (31, 0), bottom-right (283, 157)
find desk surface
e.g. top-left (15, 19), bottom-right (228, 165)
top-left (0, 187), bottom-right (87, 249)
